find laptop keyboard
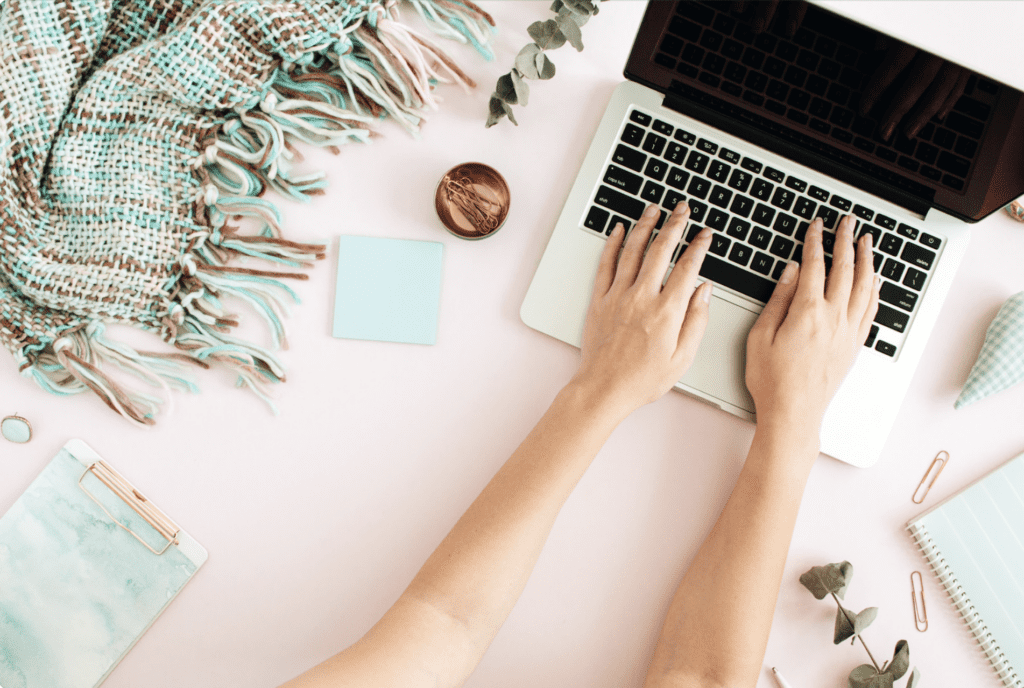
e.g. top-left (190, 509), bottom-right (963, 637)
top-left (654, 1), bottom-right (999, 194)
top-left (582, 106), bottom-right (945, 360)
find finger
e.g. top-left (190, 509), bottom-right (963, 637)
top-left (825, 214), bottom-right (857, 304)
top-left (614, 203), bottom-right (660, 290)
top-left (751, 0), bottom-right (779, 32)
top-left (857, 276), bottom-right (882, 345)
top-left (663, 225), bottom-right (713, 306)
top-left (674, 280), bottom-right (713, 367)
top-left (903, 62), bottom-right (961, 138)
top-left (860, 41), bottom-right (917, 117)
top-left (730, 1), bottom-right (747, 15)
top-left (877, 53), bottom-right (943, 141)
top-left (637, 202), bottom-right (690, 292)
top-left (795, 217), bottom-right (826, 300)
top-left (847, 229), bottom-right (877, 319)
top-left (749, 260), bottom-right (799, 344)
top-left (782, 0), bottom-right (807, 38)
top-left (937, 70), bottom-right (970, 121)
top-left (592, 222), bottom-right (624, 300)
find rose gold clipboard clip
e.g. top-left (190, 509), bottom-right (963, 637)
top-left (78, 461), bottom-right (180, 555)
top-left (912, 451), bottom-right (949, 504)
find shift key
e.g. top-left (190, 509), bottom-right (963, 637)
top-left (874, 303), bottom-right (909, 333)
top-left (594, 185), bottom-right (646, 220)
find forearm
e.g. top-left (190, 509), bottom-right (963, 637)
top-left (644, 425), bottom-right (819, 688)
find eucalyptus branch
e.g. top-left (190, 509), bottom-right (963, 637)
top-left (485, 0), bottom-right (601, 127)
top-left (831, 591), bottom-right (882, 673)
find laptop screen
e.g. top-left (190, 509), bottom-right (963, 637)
top-left (625, 1), bottom-right (1024, 223)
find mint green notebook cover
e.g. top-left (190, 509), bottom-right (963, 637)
top-left (0, 440), bottom-right (207, 688)
top-left (907, 452), bottom-right (1024, 688)
top-left (332, 235), bottom-right (443, 345)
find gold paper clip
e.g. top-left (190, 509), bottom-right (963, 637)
top-left (911, 571), bottom-right (928, 632)
top-left (912, 450), bottom-right (949, 504)
top-left (78, 461), bottom-right (180, 555)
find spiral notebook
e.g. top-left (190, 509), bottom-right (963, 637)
top-left (907, 451), bottom-right (1024, 688)
top-left (0, 439), bottom-right (207, 688)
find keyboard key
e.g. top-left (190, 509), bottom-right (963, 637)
top-left (903, 267), bottom-right (927, 291)
top-left (751, 252), bottom-right (774, 275)
top-left (751, 178), bottom-right (774, 201)
top-left (785, 176), bottom-right (808, 193)
top-left (685, 150), bottom-right (710, 175)
top-left (901, 242), bottom-right (936, 270)
top-left (645, 158), bottom-right (668, 181)
top-left (808, 185), bottom-right (829, 202)
top-left (655, 209), bottom-right (668, 229)
top-left (920, 233), bottom-right (941, 249)
top-left (730, 195), bottom-right (754, 218)
top-left (622, 123), bottom-right (645, 146)
top-left (708, 161), bottom-right (731, 183)
top-left (686, 223), bottom-right (704, 242)
top-left (852, 204), bottom-right (873, 221)
top-left (612, 147), bottom-right (648, 178)
top-left (674, 128), bottom-right (697, 145)
top-left (710, 234), bottom-right (731, 256)
top-left (879, 233), bottom-right (903, 256)
top-left (742, 46), bottom-right (766, 69)
top-left (829, 195), bottom-right (852, 211)
top-left (709, 185), bottom-right (733, 208)
top-left (743, 90), bottom-right (765, 106)
top-left (770, 187), bottom-right (795, 211)
top-left (727, 169), bottom-right (753, 193)
top-left (604, 165), bottom-right (643, 194)
top-left (689, 200), bottom-right (708, 223)
top-left (665, 143), bottom-right (688, 164)
top-left (881, 258), bottom-right (904, 281)
top-left (699, 254), bottom-right (776, 303)
top-left (610, 214), bottom-right (631, 234)
top-left (764, 167), bottom-right (786, 183)
top-left (729, 243), bottom-right (752, 267)
top-left (641, 180), bottom-right (665, 204)
top-left (770, 235), bottom-right (794, 258)
top-left (726, 217), bottom-right (751, 241)
top-left (724, 61), bottom-right (747, 85)
top-left (821, 231), bottom-right (836, 254)
top-left (873, 251), bottom-right (883, 272)
top-left (666, 167), bottom-right (690, 190)
top-left (875, 340), bottom-right (897, 357)
top-left (687, 177), bottom-right (711, 199)
top-left (897, 224), bottom-right (920, 240)
top-left (707, 208), bottom-right (730, 231)
top-left (876, 214), bottom-right (897, 230)
top-left (792, 244), bottom-right (804, 263)
top-left (697, 138), bottom-right (719, 154)
top-left (864, 324), bottom-right (879, 348)
top-left (752, 203), bottom-right (776, 227)
top-left (652, 119), bottom-right (674, 136)
top-left (585, 206), bottom-right (609, 233)
top-left (595, 185), bottom-right (645, 220)
top-left (881, 282), bottom-right (918, 312)
top-left (720, 148), bottom-right (742, 164)
top-left (629, 110), bottom-right (652, 126)
top-left (875, 303), bottom-right (909, 333)
top-left (749, 226), bottom-right (772, 249)
top-left (663, 190), bottom-right (686, 211)
top-left (642, 132), bottom-right (667, 156)
top-left (857, 224), bottom-right (882, 245)
top-left (816, 207), bottom-right (839, 229)
top-left (773, 213), bottom-right (798, 236)
top-left (741, 157), bottom-right (763, 173)
top-left (937, 151), bottom-right (969, 177)
top-left (792, 196), bottom-right (817, 220)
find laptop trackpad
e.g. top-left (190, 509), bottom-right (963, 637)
top-left (678, 294), bottom-right (758, 413)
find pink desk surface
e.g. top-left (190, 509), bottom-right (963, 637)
top-left (2, 3), bottom-right (1022, 687)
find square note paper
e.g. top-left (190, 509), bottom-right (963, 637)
top-left (333, 235), bottom-right (443, 345)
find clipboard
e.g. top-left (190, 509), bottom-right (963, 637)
top-left (0, 439), bottom-right (207, 688)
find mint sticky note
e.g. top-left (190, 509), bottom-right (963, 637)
top-left (333, 235), bottom-right (443, 345)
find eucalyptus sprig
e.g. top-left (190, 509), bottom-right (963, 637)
top-left (485, 0), bottom-right (601, 127)
top-left (800, 561), bottom-right (921, 688)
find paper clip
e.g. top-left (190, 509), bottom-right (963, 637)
top-left (911, 571), bottom-right (928, 632)
top-left (912, 450), bottom-right (949, 504)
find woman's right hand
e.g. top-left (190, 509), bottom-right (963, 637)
top-left (744, 215), bottom-right (880, 444)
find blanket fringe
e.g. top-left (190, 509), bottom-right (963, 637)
top-left (22, 0), bottom-right (496, 425)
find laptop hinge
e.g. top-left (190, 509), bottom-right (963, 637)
top-left (663, 86), bottom-right (933, 218)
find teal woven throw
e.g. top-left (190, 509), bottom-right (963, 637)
top-left (0, 0), bottom-right (494, 424)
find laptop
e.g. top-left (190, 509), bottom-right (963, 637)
top-left (521, 1), bottom-right (1024, 467)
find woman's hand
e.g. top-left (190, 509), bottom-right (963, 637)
top-left (569, 202), bottom-right (714, 420)
top-left (745, 215), bottom-right (880, 444)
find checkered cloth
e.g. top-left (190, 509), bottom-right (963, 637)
top-left (0, 0), bottom-right (493, 424)
top-left (956, 292), bottom-right (1024, 409)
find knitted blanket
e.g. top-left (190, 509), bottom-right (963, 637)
top-left (0, 0), bottom-right (493, 424)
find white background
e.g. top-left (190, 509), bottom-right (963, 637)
top-left (2, 2), bottom-right (1023, 687)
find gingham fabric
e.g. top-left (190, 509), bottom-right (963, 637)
top-left (0, 0), bottom-right (493, 424)
top-left (956, 292), bottom-right (1024, 409)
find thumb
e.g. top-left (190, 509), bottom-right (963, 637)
top-left (750, 260), bottom-right (799, 344)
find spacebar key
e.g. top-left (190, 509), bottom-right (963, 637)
top-left (698, 254), bottom-right (776, 303)
top-left (594, 185), bottom-right (646, 220)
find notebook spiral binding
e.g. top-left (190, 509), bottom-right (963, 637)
top-left (910, 523), bottom-right (1023, 688)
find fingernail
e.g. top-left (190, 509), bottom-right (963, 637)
top-left (874, 275), bottom-right (882, 290)
top-left (701, 281), bottom-right (712, 303)
top-left (906, 125), bottom-right (920, 139)
top-left (699, 226), bottom-right (712, 240)
top-left (675, 201), bottom-right (690, 214)
top-left (612, 222), bottom-right (623, 236)
top-left (779, 260), bottom-right (797, 284)
top-left (786, 20), bottom-right (798, 37)
top-left (644, 204), bottom-right (659, 218)
top-left (882, 122), bottom-right (895, 142)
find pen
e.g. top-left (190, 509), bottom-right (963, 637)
top-left (772, 667), bottom-right (794, 688)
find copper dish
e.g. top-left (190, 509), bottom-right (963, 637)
top-left (435, 162), bottom-right (510, 240)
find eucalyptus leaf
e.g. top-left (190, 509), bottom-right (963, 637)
top-left (557, 13), bottom-right (584, 51)
top-left (550, 0), bottom-right (564, 13)
top-left (528, 19), bottom-right (567, 50)
top-left (905, 667), bottom-right (921, 688)
top-left (501, 99), bottom-right (518, 126)
top-left (558, 5), bottom-right (592, 28)
top-left (510, 69), bottom-right (529, 106)
top-left (536, 52), bottom-right (556, 80)
top-left (485, 94), bottom-right (506, 128)
top-left (562, 0), bottom-right (598, 17)
top-left (834, 605), bottom-right (878, 645)
top-left (799, 561), bottom-right (854, 600)
top-left (848, 664), bottom-right (895, 688)
top-left (883, 640), bottom-right (910, 680)
top-left (496, 73), bottom-right (517, 105)
top-left (515, 43), bottom-right (541, 79)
